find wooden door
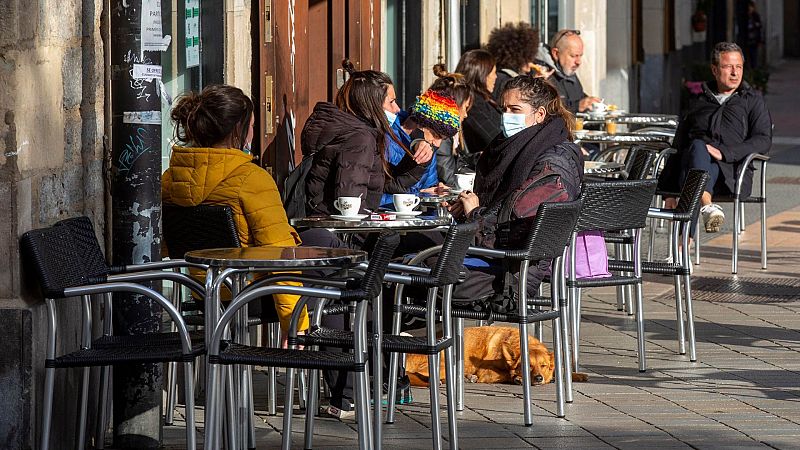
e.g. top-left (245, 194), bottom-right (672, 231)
top-left (255, 0), bottom-right (381, 187)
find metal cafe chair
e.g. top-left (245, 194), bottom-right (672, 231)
top-left (619, 169), bottom-right (710, 362)
top-left (21, 224), bottom-right (202, 450)
top-left (205, 231), bottom-right (400, 450)
top-left (297, 222), bottom-right (478, 450)
top-left (391, 200), bottom-right (582, 427)
top-left (567, 180), bottom-right (657, 374)
top-left (693, 153), bottom-right (769, 274)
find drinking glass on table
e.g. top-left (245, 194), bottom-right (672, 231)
top-left (605, 118), bottom-right (617, 135)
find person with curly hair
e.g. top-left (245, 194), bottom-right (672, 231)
top-left (486, 22), bottom-right (546, 101)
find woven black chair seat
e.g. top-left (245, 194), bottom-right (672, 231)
top-left (47, 343), bottom-right (201, 368)
top-left (567, 274), bottom-right (640, 288)
top-left (604, 232), bottom-right (634, 244)
top-left (297, 327), bottom-right (453, 355)
top-left (92, 331), bottom-right (205, 349)
top-left (213, 342), bottom-right (364, 371)
top-left (713, 194), bottom-right (766, 203)
top-left (451, 307), bottom-right (560, 324)
top-left (609, 259), bottom-right (689, 276)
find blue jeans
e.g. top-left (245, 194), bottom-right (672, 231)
top-left (680, 139), bottom-right (719, 196)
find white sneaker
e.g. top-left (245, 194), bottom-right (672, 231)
top-left (701, 204), bottom-right (725, 233)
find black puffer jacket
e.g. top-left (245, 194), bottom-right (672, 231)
top-left (659, 81), bottom-right (772, 197)
top-left (301, 102), bottom-right (383, 215)
top-left (549, 67), bottom-right (586, 114)
top-left (461, 94), bottom-right (503, 154)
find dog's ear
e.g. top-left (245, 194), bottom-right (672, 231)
top-left (548, 351), bottom-right (555, 370)
top-left (501, 341), bottom-right (521, 369)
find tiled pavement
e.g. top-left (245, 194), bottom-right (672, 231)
top-left (163, 206), bottom-right (800, 449)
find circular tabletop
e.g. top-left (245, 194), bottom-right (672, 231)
top-left (291, 216), bottom-right (452, 232)
top-left (584, 160), bottom-right (626, 174)
top-left (578, 112), bottom-right (679, 127)
top-left (184, 246), bottom-right (368, 268)
top-left (575, 131), bottom-right (672, 144)
top-left (418, 192), bottom-right (458, 204)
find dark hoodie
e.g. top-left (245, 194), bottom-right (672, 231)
top-left (301, 102), bottom-right (383, 215)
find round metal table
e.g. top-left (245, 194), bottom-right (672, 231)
top-left (184, 245), bottom-right (367, 446)
top-left (575, 131), bottom-right (673, 145)
top-left (578, 112), bottom-right (679, 127)
top-left (584, 160), bottom-right (626, 175)
top-left (290, 215), bottom-right (452, 232)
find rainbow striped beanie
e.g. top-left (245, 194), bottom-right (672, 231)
top-left (409, 89), bottom-right (460, 138)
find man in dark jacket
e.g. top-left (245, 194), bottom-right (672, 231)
top-left (659, 42), bottom-right (772, 233)
top-left (538, 29), bottom-right (601, 114)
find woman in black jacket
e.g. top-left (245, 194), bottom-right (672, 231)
top-left (455, 49), bottom-right (502, 155)
top-left (446, 75), bottom-right (583, 303)
top-left (302, 62), bottom-right (408, 216)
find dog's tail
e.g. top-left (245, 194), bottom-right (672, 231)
top-left (571, 372), bottom-right (589, 382)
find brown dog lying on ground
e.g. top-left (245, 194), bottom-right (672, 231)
top-left (405, 326), bottom-right (588, 387)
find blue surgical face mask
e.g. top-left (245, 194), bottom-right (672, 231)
top-left (502, 112), bottom-right (530, 137)
top-left (384, 109), bottom-right (398, 125)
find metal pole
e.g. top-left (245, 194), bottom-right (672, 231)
top-left (446, 0), bottom-right (461, 71)
top-left (110, 0), bottom-right (163, 447)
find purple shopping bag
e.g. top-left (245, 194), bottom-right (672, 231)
top-left (567, 230), bottom-right (611, 279)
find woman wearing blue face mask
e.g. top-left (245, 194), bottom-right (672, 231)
top-left (444, 75), bottom-right (583, 302)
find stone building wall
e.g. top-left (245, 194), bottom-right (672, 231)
top-left (0, 0), bottom-right (105, 448)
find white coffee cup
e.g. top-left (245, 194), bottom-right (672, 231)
top-left (455, 173), bottom-right (476, 192)
top-left (334, 196), bottom-right (361, 216)
top-left (591, 102), bottom-right (608, 113)
top-left (392, 194), bottom-right (420, 213)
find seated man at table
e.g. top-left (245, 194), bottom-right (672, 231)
top-left (535, 29), bottom-right (602, 114)
top-left (658, 42), bottom-right (772, 233)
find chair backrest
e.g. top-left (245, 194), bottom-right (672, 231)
top-left (675, 169), bottom-right (710, 217)
top-left (54, 216), bottom-right (110, 279)
top-left (513, 200), bottom-right (583, 261)
top-left (575, 179), bottom-right (658, 232)
top-left (429, 221), bottom-right (480, 286)
top-left (626, 148), bottom-right (658, 181)
top-left (162, 204), bottom-right (241, 258)
top-left (343, 231), bottom-right (400, 301)
top-left (20, 226), bottom-right (90, 298)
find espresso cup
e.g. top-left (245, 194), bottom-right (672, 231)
top-left (455, 173), bottom-right (475, 191)
top-left (392, 194), bottom-right (420, 213)
top-left (334, 196), bottom-right (361, 216)
top-left (591, 102), bottom-right (607, 113)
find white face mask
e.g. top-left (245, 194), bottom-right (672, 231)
top-left (384, 109), bottom-right (398, 125)
top-left (502, 112), bottom-right (531, 137)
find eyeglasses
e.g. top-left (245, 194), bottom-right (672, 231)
top-left (551, 29), bottom-right (581, 49)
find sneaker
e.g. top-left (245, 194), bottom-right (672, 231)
top-left (382, 375), bottom-right (413, 405)
top-left (325, 396), bottom-right (355, 419)
top-left (701, 203), bottom-right (725, 233)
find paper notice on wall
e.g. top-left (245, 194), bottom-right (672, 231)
top-left (185, 0), bottom-right (201, 68)
top-left (123, 111), bottom-right (162, 125)
top-left (142, 0), bottom-right (172, 52)
top-left (132, 64), bottom-right (162, 80)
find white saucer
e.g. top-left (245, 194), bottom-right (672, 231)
top-left (330, 214), bottom-right (368, 221)
top-left (394, 210), bottom-right (423, 218)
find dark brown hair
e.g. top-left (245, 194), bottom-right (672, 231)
top-left (171, 84), bottom-right (254, 150)
top-left (335, 60), bottom-right (409, 169)
top-left (502, 75), bottom-right (574, 140)
top-left (455, 49), bottom-right (496, 103)
top-left (486, 22), bottom-right (540, 73)
top-left (429, 64), bottom-right (473, 110)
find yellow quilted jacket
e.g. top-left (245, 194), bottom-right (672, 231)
top-left (162, 146), bottom-right (307, 331)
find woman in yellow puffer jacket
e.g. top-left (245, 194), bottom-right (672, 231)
top-left (162, 84), bottom-right (308, 337)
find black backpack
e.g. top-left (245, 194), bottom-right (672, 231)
top-left (282, 157), bottom-right (314, 219)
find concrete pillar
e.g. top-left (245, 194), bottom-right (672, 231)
top-left (0, 0), bottom-right (106, 448)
